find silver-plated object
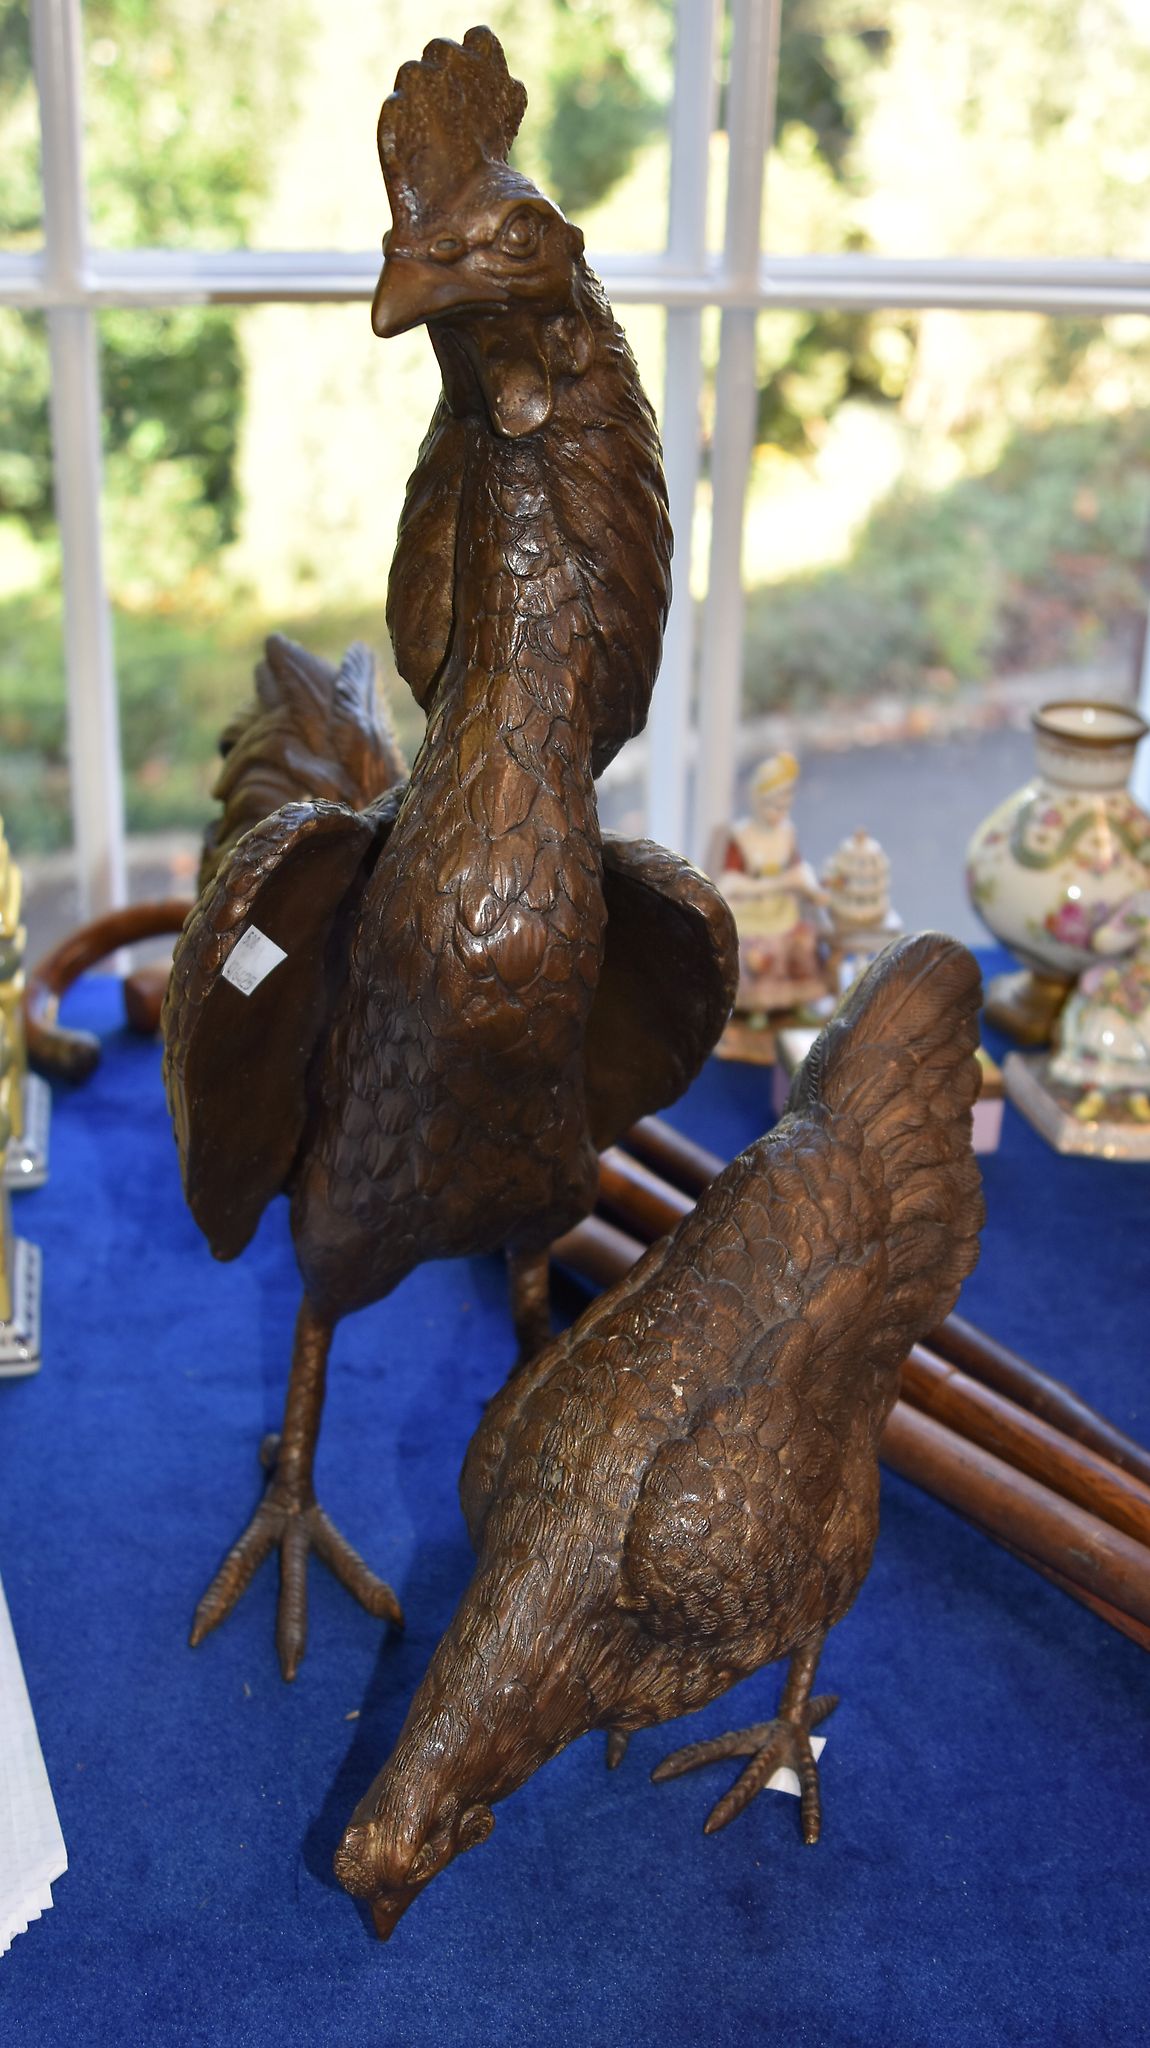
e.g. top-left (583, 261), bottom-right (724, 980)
top-left (0, 1231), bottom-right (42, 1378)
top-left (3, 1074), bottom-right (50, 1191)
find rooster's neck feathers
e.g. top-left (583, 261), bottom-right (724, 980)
top-left (389, 262), bottom-right (671, 778)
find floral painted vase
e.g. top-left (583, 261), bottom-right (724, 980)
top-left (966, 700), bottom-right (1150, 1044)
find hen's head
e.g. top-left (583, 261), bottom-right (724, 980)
top-left (333, 1549), bottom-right (607, 1939)
top-left (373, 28), bottom-right (594, 436)
top-left (334, 1771), bottom-right (496, 1942)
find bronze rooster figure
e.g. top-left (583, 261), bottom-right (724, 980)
top-left (162, 28), bottom-right (738, 1679)
top-left (333, 933), bottom-right (984, 1940)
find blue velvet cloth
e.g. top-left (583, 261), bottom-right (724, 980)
top-left (1, 966), bottom-right (1147, 2046)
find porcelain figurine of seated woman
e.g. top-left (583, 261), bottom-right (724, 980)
top-left (715, 753), bottom-right (832, 1020)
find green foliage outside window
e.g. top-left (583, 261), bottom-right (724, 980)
top-left (1, 0), bottom-right (1150, 855)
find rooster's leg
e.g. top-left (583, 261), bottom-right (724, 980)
top-left (507, 1248), bottom-right (553, 1361)
top-left (651, 1637), bottom-right (838, 1844)
top-left (189, 1296), bottom-right (402, 1679)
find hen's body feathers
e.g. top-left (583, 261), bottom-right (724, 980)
top-left (460, 934), bottom-right (983, 1725)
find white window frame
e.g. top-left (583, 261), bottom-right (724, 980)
top-left (7, 0), bottom-right (1150, 910)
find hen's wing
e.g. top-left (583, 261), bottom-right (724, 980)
top-left (164, 792), bottom-right (403, 1262)
top-left (200, 636), bottom-right (407, 890)
top-left (617, 933), bottom-right (985, 1642)
top-left (583, 836), bottom-right (739, 1151)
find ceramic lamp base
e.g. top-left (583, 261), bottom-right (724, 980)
top-left (983, 969), bottom-right (1071, 1048)
top-left (0, 1236), bottom-right (42, 1377)
top-left (1004, 1052), bottom-right (1150, 1160)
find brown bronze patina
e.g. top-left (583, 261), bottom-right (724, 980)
top-left (162, 28), bottom-right (738, 1679)
top-left (334, 933), bottom-right (985, 1939)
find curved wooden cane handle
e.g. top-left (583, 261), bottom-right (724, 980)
top-left (25, 898), bottom-right (193, 1082)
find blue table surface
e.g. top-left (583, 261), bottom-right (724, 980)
top-left (0, 966), bottom-right (1147, 2047)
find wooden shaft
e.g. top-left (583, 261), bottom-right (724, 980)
top-left (998, 1542), bottom-right (1150, 1655)
top-left (623, 1117), bottom-right (723, 1199)
top-left (552, 1214), bottom-right (647, 1290)
top-left (598, 1147), bottom-right (692, 1238)
top-left (552, 1216), bottom-right (1150, 1644)
top-left (880, 1403), bottom-right (1150, 1630)
top-left (926, 1310), bottom-right (1150, 1494)
top-left (901, 1344), bottom-right (1150, 1553)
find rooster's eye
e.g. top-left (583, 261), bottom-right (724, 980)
top-left (499, 210), bottom-right (539, 258)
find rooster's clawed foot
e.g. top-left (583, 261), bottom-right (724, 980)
top-left (651, 1692), bottom-right (838, 1843)
top-left (189, 1434), bottom-right (403, 1680)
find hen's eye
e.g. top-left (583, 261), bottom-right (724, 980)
top-left (408, 1840), bottom-right (441, 1883)
top-left (500, 210), bottom-right (539, 258)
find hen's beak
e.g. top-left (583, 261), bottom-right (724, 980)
top-left (368, 1881), bottom-right (427, 1942)
top-left (372, 253), bottom-right (507, 338)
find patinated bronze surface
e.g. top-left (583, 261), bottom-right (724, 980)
top-left (162, 28), bottom-right (738, 1678)
top-left (333, 933), bottom-right (985, 1939)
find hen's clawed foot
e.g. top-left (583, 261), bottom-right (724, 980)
top-left (190, 1434), bottom-right (403, 1681)
top-left (652, 1692), bottom-right (838, 1843)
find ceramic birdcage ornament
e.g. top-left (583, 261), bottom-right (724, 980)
top-left (821, 828), bottom-right (901, 986)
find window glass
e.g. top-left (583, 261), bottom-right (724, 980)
top-left (0, 1), bottom-right (43, 249)
top-left (97, 297), bottom-right (667, 865)
top-left (726, 308), bottom-right (1150, 937)
top-left (82, 0), bottom-right (674, 255)
top-left (0, 311), bottom-right (75, 953)
top-left (766, 0), bottom-right (1150, 262)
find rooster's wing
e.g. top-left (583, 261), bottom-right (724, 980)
top-left (583, 836), bottom-right (739, 1151)
top-left (164, 791), bottom-right (403, 1262)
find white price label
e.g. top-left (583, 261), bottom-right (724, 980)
top-left (768, 1732), bottom-right (826, 1800)
top-left (222, 924), bottom-right (287, 996)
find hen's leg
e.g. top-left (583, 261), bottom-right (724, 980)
top-left (507, 1248), bottom-right (553, 1362)
top-left (652, 1638), bottom-right (838, 1843)
top-left (190, 1296), bottom-right (402, 1679)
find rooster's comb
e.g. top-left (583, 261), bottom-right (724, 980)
top-left (378, 27), bottom-right (528, 235)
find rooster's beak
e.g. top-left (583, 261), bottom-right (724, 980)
top-left (372, 253), bottom-right (507, 338)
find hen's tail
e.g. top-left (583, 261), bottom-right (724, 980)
top-left (788, 932), bottom-right (985, 1344)
top-left (199, 635), bottom-right (407, 890)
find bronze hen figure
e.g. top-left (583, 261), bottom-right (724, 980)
top-left (333, 933), bottom-right (984, 1939)
top-left (162, 28), bottom-right (738, 1678)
